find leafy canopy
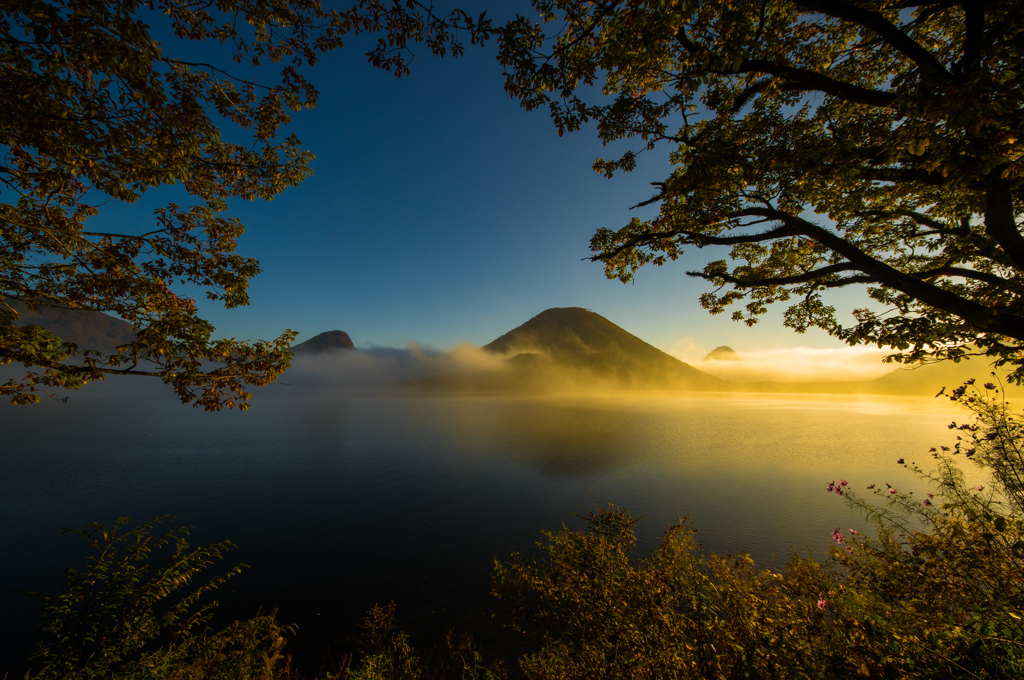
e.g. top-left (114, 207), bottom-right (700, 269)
top-left (0, 0), bottom-right (489, 408)
top-left (498, 0), bottom-right (1024, 379)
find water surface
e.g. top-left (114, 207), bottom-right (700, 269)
top-left (0, 392), bottom-right (970, 670)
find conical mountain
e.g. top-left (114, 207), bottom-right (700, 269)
top-left (483, 307), bottom-right (722, 389)
top-left (704, 345), bottom-right (740, 361)
top-left (292, 330), bottom-right (355, 354)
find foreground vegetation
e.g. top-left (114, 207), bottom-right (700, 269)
top-left (17, 381), bottom-right (1024, 680)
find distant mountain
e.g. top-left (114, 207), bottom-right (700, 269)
top-left (481, 307), bottom-right (722, 390)
top-left (292, 330), bottom-right (355, 354)
top-left (871, 353), bottom-right (1023, 396)
top-left (5, 299), bottom-right (135, 351)
top-left (703, 345), bottom-right (739, 361)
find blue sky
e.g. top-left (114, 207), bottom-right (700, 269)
top-left (114, 5), bottom-right (878, 363)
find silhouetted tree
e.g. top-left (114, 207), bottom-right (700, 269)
top-left (498, 0), bottom-right (1024, 379)
top-left (1, 0), bottom-right (489, 407)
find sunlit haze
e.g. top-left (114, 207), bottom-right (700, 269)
top-left (673, 344), bottom-right (897, 382)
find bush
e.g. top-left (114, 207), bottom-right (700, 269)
top-left (341, 601), bottom-right (504, 680)
top-left (825, 378), bottom-right (1024, 678)
top-left (21, 516), bottom-right (293, 680)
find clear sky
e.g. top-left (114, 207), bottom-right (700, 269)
top-left (112, 5), bottom-right (881, 365)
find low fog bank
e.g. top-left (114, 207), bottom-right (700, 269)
top-left (274, 343), bottom-right (675, 397)
top-left (269, 344), bottom-right (511, 397)
top-left (4, 341), bottom-right (1020, 406)
top-left (694, 346), bottom-right (895, 383)
top-left (672, 343), bottom-right (1024, 398)
top-left (0, 344), bottom-right (512, 403)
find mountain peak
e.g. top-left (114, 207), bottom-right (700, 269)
top-left (703, 346), bottom-right (740, 361)
top-left (292, 330), bottom-right (355, 354)
top-left (483, 307), bottom-right (721, 389)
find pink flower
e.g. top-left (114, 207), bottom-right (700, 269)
top-left (849, 529), bottom-right (860, 535)
top-left (866, 483), bottom-right (875, 489)
top-left (832, 528), bottom-right (845, 544)
top-left (817, 594), bottom-right (828, 610)
top-left (975, 485), bottom-right (985, 491)
top-left (826, 480), bottom-right (845, 496)
top-left (923, 499), bottom-right (932, 506)
top-left (888, 489), bottom-right (897, 495)
top-left (897, 458), bottom-right (904, 464)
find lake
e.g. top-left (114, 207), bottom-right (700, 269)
top-left (0, 391), bottom-right (973, 671)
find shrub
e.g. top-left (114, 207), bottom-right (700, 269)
top-left (825, 378), bottom-right (1024, 678)
top-left (21, 515), bottom-right (292, 680)
top-left (341, 601), bottom-right (503, 680)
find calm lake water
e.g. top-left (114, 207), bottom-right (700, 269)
top-left (0, 391), bottom-right (974, 670)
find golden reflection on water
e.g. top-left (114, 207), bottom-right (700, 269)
top-left (407, 393), bottom-right (991, 540)
top-left (412, 391), bottom-right (985, 503)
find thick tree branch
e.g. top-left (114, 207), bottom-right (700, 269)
top-left (691, 269), bottom-right (877, 289)
top-left (855, 165), bottom-right (960, 187)
top-left (673, 26), bottom-right (896, 107)
top-left (954, 0), bottom-right (986, 76)
top-left (734, 58), bottom-right (898, 107)
top-left (691, 262), bottom-right (864, 287)
top-left (916, 266), bottom-right (1024, 292)
top-left (984, 175), bottom-right (1024, 271)
top-left (855, 209), bottom-right (970, 235)
top-left (597, 223), bottom-right (805, 259)
top-left (597, 207), bottom-right (1024, 340)
top-left (795, 0), bottom-right (952, 80)
top-left (750, 208), bottom-right (1024, 338)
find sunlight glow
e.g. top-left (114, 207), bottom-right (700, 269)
top-left (668, 341), bottom-right (896, 383)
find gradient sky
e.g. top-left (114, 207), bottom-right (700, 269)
top-left (103, 4), bottom-right (884, 364)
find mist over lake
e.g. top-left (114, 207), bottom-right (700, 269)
top-left (0, 390), bottom-right (975, 671)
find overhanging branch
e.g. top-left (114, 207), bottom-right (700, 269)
top-left (689, 262), bottom-right (866, 287)
top-left (795, 0), bottom-right (952, 80)
top-left (984, 175), bottom-right (1024, 271)
top-left (595, 206), bottom-right (1024, 340)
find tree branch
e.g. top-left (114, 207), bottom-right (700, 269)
top-left (855, 165), bottom-right (958, 187)
top-left (597, 207), bottom-right (1024, 340)
top-left (673, 25), bottom-right (896, 107)
top-left (915, 266), bottom-right (1024, 292)
top-left (854, 209), bottom-right (971, 236)
top-left (954, 0), bottom-right (986, 76)
top-left (984, 175), bottom-right (1024, 271)
top-left (690, 262), bottom-right (865, 287)
top-left (689, 269), bottom-right (878, 289)
top-left (734, 58), bottom-right (898, 107)
top-left (795, 0), bottom-right (952, 80)
top-left (750, 208), bottom-right (1024, 337)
